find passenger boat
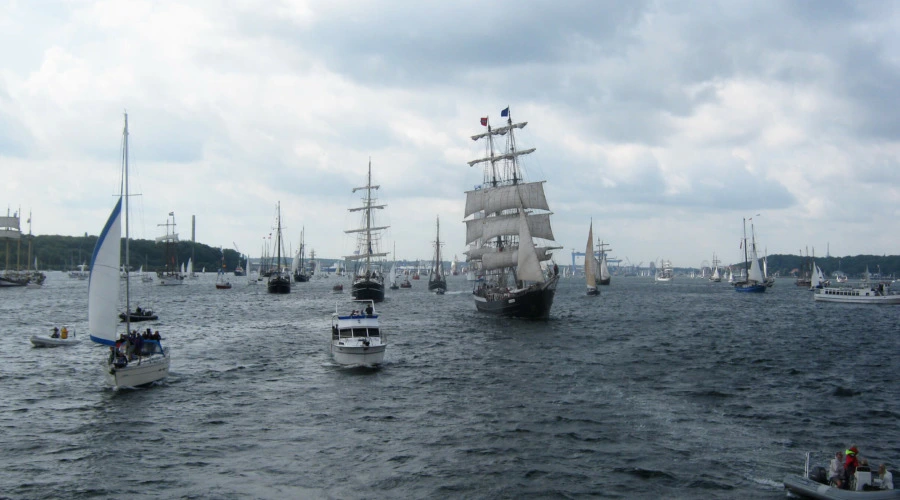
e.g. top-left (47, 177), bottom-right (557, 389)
top-left (783, 452), bottom-right (899, 499)
top-left (813, 282), bottom-right (900, 304)
top-left (330, 300), bottom-right (386, 366)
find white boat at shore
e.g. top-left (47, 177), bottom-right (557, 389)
top-left (813, 282), bottom-right (900, 304)
top-left (330, 300), bottom-right (386, 366)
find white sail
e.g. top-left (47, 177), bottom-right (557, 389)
top-left (514, 210), bottom-right (544, 283)
top-left (186, 258), bottom-right (193, 275)
top-left (748, 248), bottom-right (765, 283)
top-left (88, 198), bottom-right (122, 345)
top-left (292, 249), bottom-right (299, 273)
top-left (464, 181), bottom-right (549, 218)
top-left (585, 223), bottom-right (596, 288)
top-left (810, 261), bottom-right (821, 288)
top-left (469, 121), bottom-right (528, 141)
top-left (465, 213), bottom-right (554, 245)
top-left (711, 267), bottom-right (720, 280)
top-left (599, 253), bottom-right (611, 281)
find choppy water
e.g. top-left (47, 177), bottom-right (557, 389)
top-left (1, 273), bottom-right (898, 499)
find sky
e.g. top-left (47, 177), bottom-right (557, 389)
top-left (1, 0), bottom-right (899, 270)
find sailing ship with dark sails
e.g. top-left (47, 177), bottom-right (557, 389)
top-left (267, 202), bottom-right (291, 294)
top-left (464, 107), bottom-right (560, 318)
top-left (428, 216), bottom-right (447, 294)
top-left (345, 160), bottom-right (389, 302)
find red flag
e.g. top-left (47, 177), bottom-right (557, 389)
top-left (480, 117), bottom-right (488, 126)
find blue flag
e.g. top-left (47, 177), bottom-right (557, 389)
top-left (501, 107), bottom-right (509, 117)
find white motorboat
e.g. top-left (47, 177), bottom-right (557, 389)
top-left (330, 300), bottom-right (386, 366)
top-left (814, 282), bottom-right (900, 304)
top-left (31, 327), bottom-right (81, 347)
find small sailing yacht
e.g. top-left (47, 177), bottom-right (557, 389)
top-left (585, 221), bottom-right (599, 296)
top-left (89, 113), bottom-right (169, 387)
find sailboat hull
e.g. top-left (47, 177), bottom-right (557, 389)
top-left (428, 280), bottom-right (447, 293)
top-left (599, 278), bottom-right (611, 286)
top-left (734, 282), bottom-right (766, 293)
top-left (473, 276), bottom-right (558, 319)
top-left (107, 354), bottom-right (170, 387)
top-left (586, 287), bottom-right (599, 296)
top-left (352, 279), bottom-right (385, 302)
top-left (267, 276), bottom-right (291, 294)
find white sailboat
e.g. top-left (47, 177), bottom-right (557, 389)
top-left (655, 260), bottom-right (674, 282)
top-left (585, 221), bottom-right (599, 295)
top-left (709, 253), bottom-right (721, 282)
top-left (89, 113), bottom-right (169, 387)
top-left (597, 240), bottom-right (612, 285)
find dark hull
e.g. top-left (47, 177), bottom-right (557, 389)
top-left (734, 282), bottom-right (766, 293)
top-left (0, 276), bottom-right (29, 287)
top-left (352, 279), bottom-right (384, 302)
top-left (233, 271), bottom-right (245, 276)
top-left (293, 272), bottom-right (309, 283)
top-left (474, 276), bottom-right (558, 319)
top-left (599, 278), bottom-right (611, 285)
top-left (267, 277), bottom-right (291, 294)
top-left (428, 280), bottom-right (446, 293)
top-left (119, 313), bottom-right (158, 322)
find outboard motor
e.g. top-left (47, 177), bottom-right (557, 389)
top-left (808, 465), bottom-right (827, 484)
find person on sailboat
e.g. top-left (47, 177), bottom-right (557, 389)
top-left (51, 327), bottom-right (60, 338)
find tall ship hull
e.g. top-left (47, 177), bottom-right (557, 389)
top-left (351, 279), bottom-right (384, 302)
top-left (267, 275), bottom-right (291, 294)
top-left (474, 276), bottom-right (558, 319)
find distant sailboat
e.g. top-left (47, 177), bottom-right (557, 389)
top-left (428, 216), bottom-right (447, 294)
top-left (585, 220), bottom-right (599, 296)
top-left (597, 240), bottom-right (611, 286)
top-left (709, 253), bottom-right (721, 282)
top-left (733, 217), bottom-right (766, 293)
top-left (267, 202), bottom-right (291, 294)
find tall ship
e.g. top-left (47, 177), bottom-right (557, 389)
top-left (292, 227), bottom-right (309, 282)
top-left (0, 210), bottom-right (31, 287)
top-left (155, 212), bottom-right (184, 285)
top-left (655, 260), bottom-right (674, 282)
top-left (733, 217), bottom-right (766, 293)
top-left (428, 216), bottom-right (447, 294)
top-left (597, 239), bottom-right (612, 285)
top-left (464, 107), bottom-right (559, 318)
top-left (709, 253), bottom-right (721, 282)
top-left (345, 160), bottom-right (389, 302)
top-left (267, 202), bottom-right (291, 294)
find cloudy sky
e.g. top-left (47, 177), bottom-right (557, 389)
top-left (2, 0), bottom-right (898, 269)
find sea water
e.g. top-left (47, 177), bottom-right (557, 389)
top-left (1, 273), bottom-right (898, 498)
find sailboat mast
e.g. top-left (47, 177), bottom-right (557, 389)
top-left (365, 159), bottom-right (373, 274)
top-left (123, 112), bottom-right (131, 330)
top-left (742, 218), bottom-right (749, 277)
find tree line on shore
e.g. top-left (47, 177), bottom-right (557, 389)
top-left (1, 235), bottom-right (244, 272)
